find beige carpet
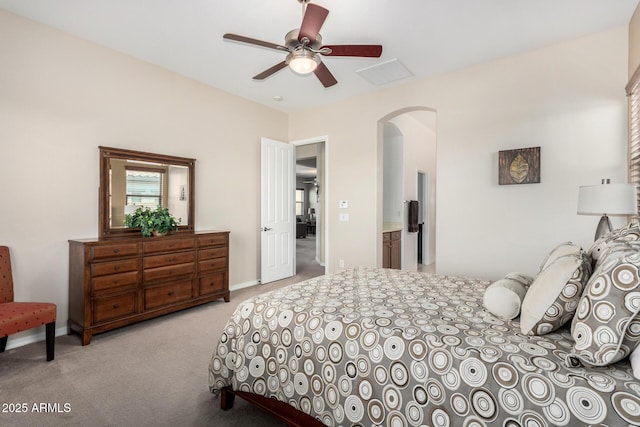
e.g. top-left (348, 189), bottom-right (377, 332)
top-left (0, 237), bottom-right (324, 427)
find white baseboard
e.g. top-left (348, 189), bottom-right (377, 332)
top-left (4, 325), bottom-right (68, 351)
top-left (230, 279), bottom-right (259, 291)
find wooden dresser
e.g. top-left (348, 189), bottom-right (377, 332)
top-left (68, 231), bottom-right (229, 345)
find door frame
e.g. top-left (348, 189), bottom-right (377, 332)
top-left (292, 135), bottom-right (329, 274)
top-left (417, 170), bottom-right (429, 265)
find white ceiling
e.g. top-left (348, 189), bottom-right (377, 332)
top-left (0, 0), bottom-right (637, 113)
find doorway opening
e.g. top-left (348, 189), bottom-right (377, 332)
top-left (294, 140), bottom-right (326, 280)
top-left (379, 108), bottom-right (437, 272)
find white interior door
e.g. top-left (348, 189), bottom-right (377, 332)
top-left (261, 138), bottom-right (295, 284)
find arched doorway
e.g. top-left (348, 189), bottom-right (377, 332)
top-left (378, 107), bottom-right (437, 272)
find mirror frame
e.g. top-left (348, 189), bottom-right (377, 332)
top-left (99, 146), bottom-right (195, 238)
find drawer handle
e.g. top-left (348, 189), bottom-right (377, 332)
top-left (113, 248), bottom-right (120, 254)
top-left (168, 291), bottom-right (174, 296)
top-left (114, 266), bottom-right (120, 271)
top-left (113, 303), bottom-right (120, 309)
top-left (113, 280), bottom-right (120, 284)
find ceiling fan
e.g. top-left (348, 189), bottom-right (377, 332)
top-left (223, 0), bottom-right (383, 88)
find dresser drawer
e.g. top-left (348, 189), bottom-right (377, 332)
top-left (91, 259), bottom-right (138, 277)
top-left (91, 243), bottom-right (139, 260)
top-left (198, 247), bottom-right (227, 260)
top-left (143, 238), bottom-right (195, 254)
top-left (144, 280), bottom-right (192, 310)
top-left (143, 251), bottom-right (195, 269)
top-left (199, 258), bottom-right (227, 274)
top-left (93, 292), bottom-right (137, 324)
top-left (198, 234), bottom-right (228, 247)
top-left (92, 271), bottom-right (138, 292)
top-left (199, 272), bottom-right (226, 296)
top-left (144, 262), bottom-right (194, 282)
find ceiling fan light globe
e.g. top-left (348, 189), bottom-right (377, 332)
top-left (287, 51), bottom-right (319, 75)
top-left (290, 57), bottom-right (317, 74)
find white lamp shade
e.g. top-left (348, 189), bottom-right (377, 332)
top-left (577, 183), bottom-right (638, 215)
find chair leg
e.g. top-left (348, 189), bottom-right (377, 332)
top-left (0, 336), bottom-right (6, 353)
top-left (45, 322), bottom-right (55, 361)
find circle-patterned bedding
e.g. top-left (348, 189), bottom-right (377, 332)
top-left (209, 267), bottom-right (640, 426)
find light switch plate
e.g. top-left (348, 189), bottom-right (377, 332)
top-left (339, 200), bottom-right (348, 209)
top-left (339, 213), bottom-right (349, 222)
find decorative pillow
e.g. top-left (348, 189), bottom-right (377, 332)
top-left (566, 247), bottom-right (640, 367)
top-left (588, 236), bottom-right (610, 263)
top-left (521, 250), bottom-right (592, 336)
top-left (483, 272), bottom-right (533, 320)
top-left (596, 240), bottom-right (640, 267)
top-left (588, 222), bottom-right (640, 264)
top-left (610, 221), bottom-right (640, 241)
top-left (630, 345), bottom-right (640, 380)
top-left (538, 241), bottom-right (582, 272)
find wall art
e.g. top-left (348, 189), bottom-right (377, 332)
top-left (498, 146), bottom-right (540, 185)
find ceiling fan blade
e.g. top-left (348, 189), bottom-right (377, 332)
top-left (322, 44), bottom-right (383, 57)
top-left (314, 62), bottom-right (337, 88)
top-left (223, 33), bottom-right (287, 51)
top-left (299, 3), bottom-right (329, 43)
top-left (253, 61), bottom-right (288, 80)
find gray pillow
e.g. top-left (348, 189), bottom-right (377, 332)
top-left (521, 248), bottom-right (592, 336)
top-left (567, 244), bottom-right (640, 367)
top-left (588, 222), bottom-right (640, 264)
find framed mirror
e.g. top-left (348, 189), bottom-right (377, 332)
top-left (99, 146), bottom-right (195, 237)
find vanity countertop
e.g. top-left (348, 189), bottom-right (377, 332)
top-left (383, 222), bottom-right (403, 233)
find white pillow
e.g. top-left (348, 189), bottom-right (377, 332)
top-left (520, 252), bottom-right (591, 336)
top-left (538, 242), bottom-right (581, 272)
top-left (483, 272), bottom-right (533, 320)
top-left (630, 346), bottom-right (640, 380)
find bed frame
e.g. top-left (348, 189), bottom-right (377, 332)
top-left (220, 386), bottom-right (324, 427)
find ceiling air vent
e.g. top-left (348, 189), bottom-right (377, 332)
top-left (356, 59), bottom-right (413, 85)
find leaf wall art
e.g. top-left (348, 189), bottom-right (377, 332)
top-left (498, 147), bottom-right (540, 185)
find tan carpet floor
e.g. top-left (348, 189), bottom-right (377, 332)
top-left (0, 236), bottom-right (324, 427)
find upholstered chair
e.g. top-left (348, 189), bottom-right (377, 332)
top-left (0, 246), bottom-right (57, 361)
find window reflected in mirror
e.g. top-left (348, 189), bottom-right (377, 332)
top-left (99, 147), bottom-right (195, 237)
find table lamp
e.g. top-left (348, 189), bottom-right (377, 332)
top-left (577, 179), bottom-right (637, 240)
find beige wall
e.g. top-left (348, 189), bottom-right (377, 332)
top-left (290, 26), bottom-right (629, 279)
top-left (630, 3), bottom-right (640, 77)
top-left (0, 7), bottom-right (632, 347)
top-left (0, 10), bottom-right (287, 345)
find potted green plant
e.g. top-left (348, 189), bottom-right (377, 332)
top-left (124, 206), bottom-right (180, 237)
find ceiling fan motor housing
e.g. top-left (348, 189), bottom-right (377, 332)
top-left (285, 29), bottom-right (322, 50)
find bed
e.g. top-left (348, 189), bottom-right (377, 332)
top-left (209, 229), bottom-right (640, 426)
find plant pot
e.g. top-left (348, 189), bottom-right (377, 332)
top-left (152, 230), bottom-right (167, 237)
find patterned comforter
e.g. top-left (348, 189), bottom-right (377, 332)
top-left (209, 267), bottom-right (640, 426)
